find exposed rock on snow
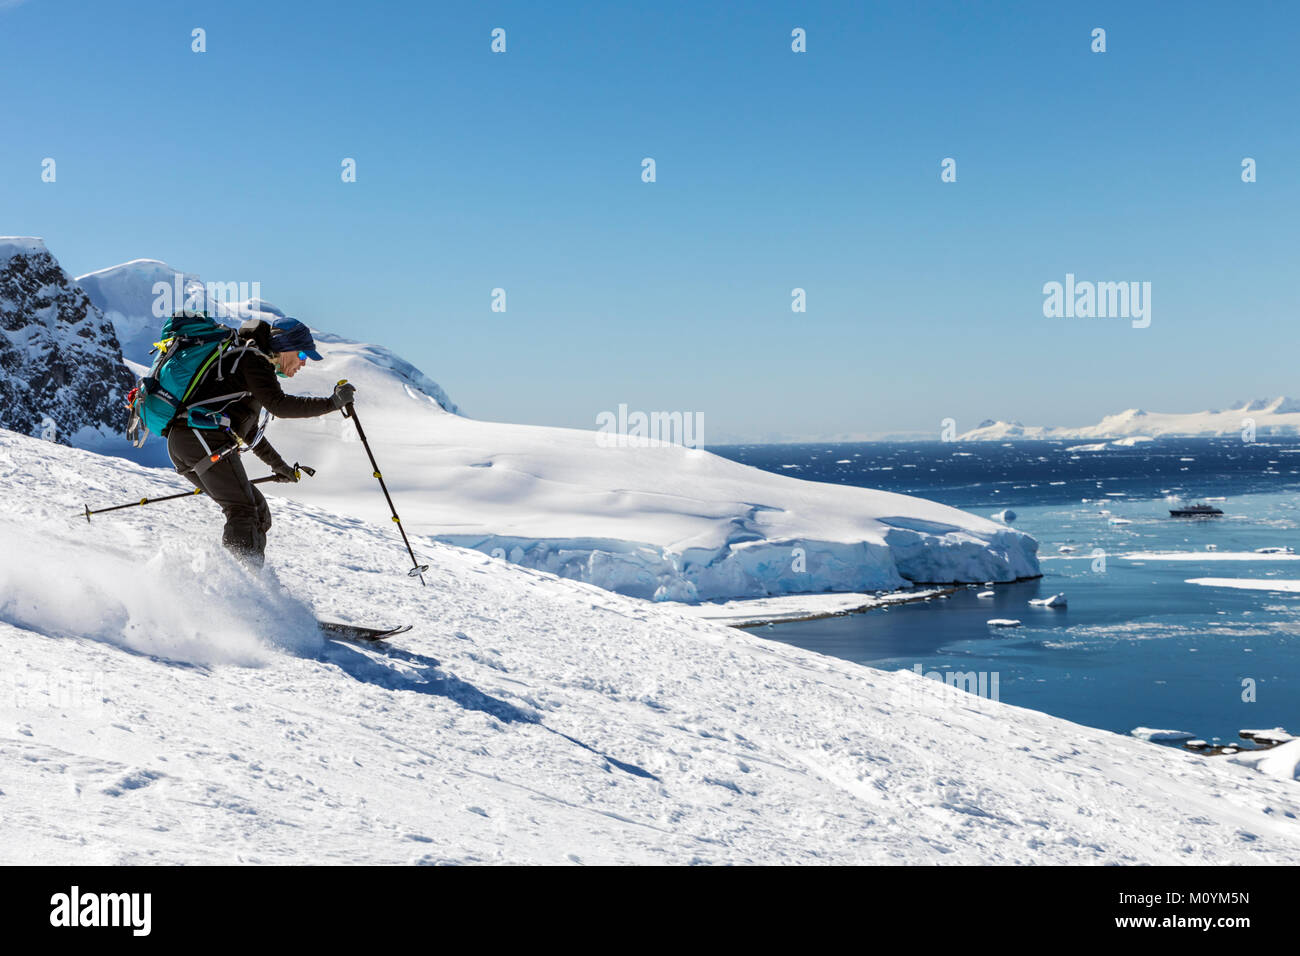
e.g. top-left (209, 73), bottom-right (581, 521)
top-left (1241, 728), bottom-right (1296, 745)
top-left (0, 239), bottom-right (135, 451)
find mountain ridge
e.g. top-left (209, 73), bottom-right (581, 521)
top-left (0, 238), bottom-right (135, 451)
top-left (958, 397), bottom-right (1300, 441)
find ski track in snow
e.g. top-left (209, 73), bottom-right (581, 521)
top-left (1, 431), bottom-right (1298, 865)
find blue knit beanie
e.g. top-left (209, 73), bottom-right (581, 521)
top-left (268, 317), bottom-right (322, 360)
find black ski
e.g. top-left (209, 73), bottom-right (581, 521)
top-left (317, 621), bottom-right (412, 642)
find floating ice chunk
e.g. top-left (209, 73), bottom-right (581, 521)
top-left (1057, 545), bottom-right (1075, 553)
top-left (1186, 578), bottom-right (1300, 592)
top-left (977, 590), bottom-right (996, 599)
top-left (1130, 728), bottom-right (1196, 742)
top-left (1109, 517), bottom-right (1131, 525)
top-left (1029, 593), bottom-right (1067, 608)
top-left (992, 509), bottom-right (1017, 524)
top-left (986, 618), bottom-right (1021, 627)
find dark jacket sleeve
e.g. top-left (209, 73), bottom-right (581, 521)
top-left (241, 356), bottom-right (337, 419)
top-left (251, 437), bottom-right (289, 470)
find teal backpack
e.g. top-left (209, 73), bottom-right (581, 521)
top-left (125, 312), bottom-right (261, 447)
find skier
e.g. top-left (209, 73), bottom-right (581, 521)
top-left (165, 316), bottom-right (355, 568)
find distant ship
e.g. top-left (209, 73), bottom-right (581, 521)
top-left (1169, 502), bottom-right (1224, 517)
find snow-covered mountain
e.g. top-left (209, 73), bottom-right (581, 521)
top-left (2, 428), bottom-right (1295, 864)
top-left (959, 398), bottom-right (1300, 441)
top-left (0, 239), bottom-right (135, 452)
top-left (74, 259), bottom-right (460, 418)
top-left (61, 253), bottom-right (1040, 602)
top-left (266, 368), bottom-right (1039, 600)
top-left (76, 259), bottom-right (212, 369)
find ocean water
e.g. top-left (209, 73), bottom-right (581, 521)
top-left (710, 439), bottom-right (1300, 745)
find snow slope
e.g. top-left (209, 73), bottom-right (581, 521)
top-left (249, 344), bottom-right (1038, 599)
top-left (959, 397), bottom-right (1300, 441)
top-left (70, 260), bottom-right (1039, 602)
top-left (1, 429), bottom-right (1297, 864)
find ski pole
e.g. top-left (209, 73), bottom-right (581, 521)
top-left (81, 464), bottom-right (315, 522)
top-left (337, 379), bottom-right (429, 585)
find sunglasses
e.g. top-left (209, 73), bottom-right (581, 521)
top-left (297, 351), bottom-right (310, 361)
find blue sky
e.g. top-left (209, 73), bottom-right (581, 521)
top-left (3, 0), bottom-right (1297, 440)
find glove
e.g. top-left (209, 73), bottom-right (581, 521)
top-left (271, 461), bottom-right (300, 483)
top-left (330, 382), bottom-right (357, 410)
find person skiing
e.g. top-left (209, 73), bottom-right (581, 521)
top-left (165, 316), bottom-right (355, 568)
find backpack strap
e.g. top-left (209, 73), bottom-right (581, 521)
top-left (187, 336), bottom-right (255, 411)
top-left (194, 391), bottom-right (252, 408)
top-left (223, 343), bottom-right (264, 378)
top-left (186, 411), bottom-right (268, 478)
top-left (189, 441), bottom-right (243, 480)
top-left (169, 330), bottom-right (269, 457)
top-left (187, 429), bottom-right (227, 479)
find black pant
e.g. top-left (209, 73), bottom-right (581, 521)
top-left (167, 427), bottom-right (272, 567)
